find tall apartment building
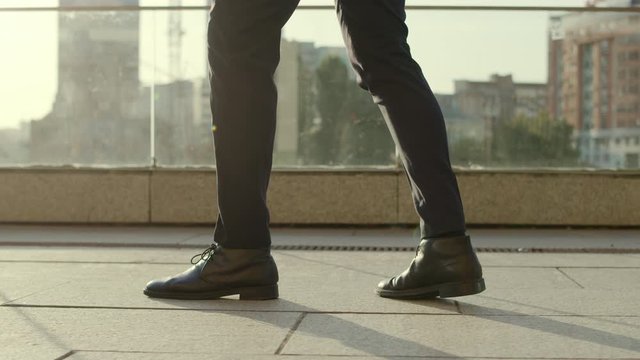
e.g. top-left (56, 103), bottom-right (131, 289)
top-left (30, 0), bottom-right (148, 165)
top-left (448, 74), bottom-right (547, 139)
top-left (548, 0), bottom-right (640, 168)
top-left (434, 74), bottom-right (548, 163)
top-left (454, 74), bottom-right (548, 121)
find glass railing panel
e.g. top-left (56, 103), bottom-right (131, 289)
top-left (285, 6), bottom-right (640, 169)
top-left (1, 3), bottom-right (638, 170)
top-left (148, 9), bottom-right (215, 167)
top-left (279, 10), bottom-right (397, 167)
top-left (401, 8), bottom-right (640, 169)
top-left (0, 9), bottom-right (152, 167)
top-left (152, 8), bottom-right (397, 168)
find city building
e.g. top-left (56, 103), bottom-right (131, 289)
top-left (439, 74), bottom-right (548, 161)
top-left (548, 0), bottom-right (640, 168)
top-left (274, 39), bottom-right (353, 166)
top-left (29, 0), bottom-right (148, 166)
top-left (453, 74), bottom-right (548, 123)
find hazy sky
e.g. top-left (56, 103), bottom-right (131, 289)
top-left (0, 0), bottom-right (591, 129)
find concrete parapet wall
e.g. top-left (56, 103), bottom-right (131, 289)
top-left (0, 169), bottom-right (637, 226)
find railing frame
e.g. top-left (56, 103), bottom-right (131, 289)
top-left (1, 5), bottom-right (640, 12)
top-left (1, 3), bottom-right (639, 172)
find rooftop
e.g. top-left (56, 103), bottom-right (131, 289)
top-left (1, 226), bottom-right (639, 359)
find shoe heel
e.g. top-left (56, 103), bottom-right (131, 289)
top-left (438, 278), bottom-right (486, 298)
top-left (239, 284), bottom-right (279, 300)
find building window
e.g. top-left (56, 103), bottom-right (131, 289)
top-left (626, 153), bottom-right (640, 168)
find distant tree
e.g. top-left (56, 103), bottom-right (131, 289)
top-left (296, 55), bottom-right (319, 165)
top-left (449, 136), bottom-right (485, 167)
top-left (492, 112), bottom-right (579, 167)
top-left (303, 55), bottom-right (395, 166)
top-left (340, 85), bottom-right (395, 165)
top-left (313, 56), bottom-right (350, 164)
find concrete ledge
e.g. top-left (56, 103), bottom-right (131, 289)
top-left (268, 172), bottom-right (398, 224)
top-left (0, 169), bottom-right (149, 223)
top-left (399, 172), bottom-right (640, 226)
top-left (150, 171), bottom-right (217, 223)
top-left (0, 169), bottom-right (638, 226)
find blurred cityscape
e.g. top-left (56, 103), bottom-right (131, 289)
top-left (0, 0), bottom-right (638, 168)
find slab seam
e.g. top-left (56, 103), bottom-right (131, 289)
top-left (274, 356), bottom-right (635, 359)
top-left (274, 312), bottom-right (307, 355)
top-left (0, 304), bottom-right (460, 315)
top-left (70, 349), bottom-right (209, 355)
top-left (6, 304), bottom-right (634, 317)
top-left (1, 259), bottom-right (639, 269)
top-left (0, 280), bottom-right (72, 306)
top-left (556, 267), bottom-right (585, 289)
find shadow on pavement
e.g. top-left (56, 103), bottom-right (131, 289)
top-left (0, 291), bottom-right (71, 358)
top-left (150, 297), bottom-right (460, 359)
top-left (412, 299), bottom-right (640, 355)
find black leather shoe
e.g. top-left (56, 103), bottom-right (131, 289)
top-left (377, 235), bottom-right (485, 299)
top-left (144, 243), bottom-right (279, 300)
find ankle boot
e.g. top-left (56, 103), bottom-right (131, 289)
top-left (377, 235), bottom-right (485, 299)
top-left (144, 243), bottom-right (279, 300)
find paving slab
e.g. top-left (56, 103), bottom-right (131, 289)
top-left (275, 251), bottom-right (582, 290)
top-left (477, 253), bottom-right (640, 268)
top-left (5, 261), bottom-right (457, 314)
top-left (0, 225), bottom-right (208, 246)
top-left (0, 247), bottom-right (188, 264)
top-left (277, 252), bottom-right (640, 271)
top-left (1, 247), bottom-right (639, 269)
top-left (0, 307), bottom-right (69, 360)
top-left (68, 353), bottom-right (202, 360)
top-left (468, 228), bottom-right (640, 249)
top-left (66, 351), bottom-right (544, 360)
top-left (0, 307), bottom-right (299, 356)
top-left (2, 251), bottom-right (596, 313)
top-left (1, 226), bottom-right (638, 250)
top-left (456, 288), bottom-right (640, 316)
top-left (282, 313), bottom-right (640, 358)
top-left (559, 268), bottom-right (640, 289)
top-left (181, 227), bottom-right (417, 248)
top-left (0, 262), bottom-right (78, 305)
top-left (67, 353), bottom-right (402, 360)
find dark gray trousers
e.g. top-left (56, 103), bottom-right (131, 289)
top-left (209, 0), bottom-right (466, 248)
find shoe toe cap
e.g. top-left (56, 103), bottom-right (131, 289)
top-left (377, 278), bottom-right (394, 290)
top-left (144, 278), bottom-right (167, 293)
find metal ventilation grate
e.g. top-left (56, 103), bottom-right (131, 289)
top-left (1, 241), bottom-right (637, 254)
top-left (271, 245), bottom-right (640, 254)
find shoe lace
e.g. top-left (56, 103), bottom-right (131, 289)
top-left (190, 243), bottom-right (219, 265)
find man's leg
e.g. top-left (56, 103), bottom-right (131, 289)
top-left (143, 0), bottom-right (299, 300)
top-left (210, 0), bottom-right (299, 249)
top-left (335, 0), bottom-right (464, 239)
top-left (335, 0), bottom-right (485, 298)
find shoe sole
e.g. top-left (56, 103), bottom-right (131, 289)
top-left (143, 284), bottom-right (279, 300)
top-left (376, 278), bottom-right (486, 299)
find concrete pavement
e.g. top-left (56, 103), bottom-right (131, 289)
top-left (0, 227), bottom-right (639, 359)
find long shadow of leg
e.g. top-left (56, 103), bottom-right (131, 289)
top-left (152, 297), bottom-right (462, 359)
top-left (405, 299), bottom-right (640, 355)
top-left (477, 294), bottom-right (640, 330)
top-left (0, 290), bottom-right (71, 357)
